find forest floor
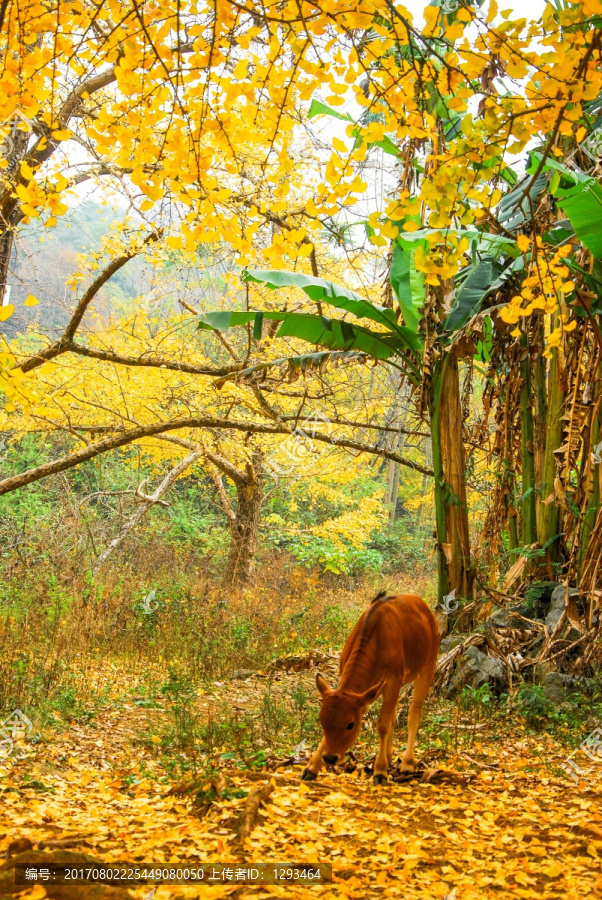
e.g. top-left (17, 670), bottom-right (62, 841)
top-left (1, 663), bottom-right (602, 900)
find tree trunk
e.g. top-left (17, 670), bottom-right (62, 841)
top-left (386, 429), bottom-right (405, 527)
top-left (579, 360), bottom-right (602, 578)
top-left (520, 343), bottom-right (537, 547)
top-left (0, 230), bottom-right (13, 305)
top-left (539, 326), bottom-right (563, 563)
top-left (532, 315), bottom-right (548, 537)
top-left (204, 446), bottom-right (265, 589)
top-left (431, 349), bottom-right (473, 603)
top-left (0, 118), bottom-right (31, 304)
top-left (387, 460), bottom-right (402, 527)
top-left (224, 471), bottom-right (263, 587)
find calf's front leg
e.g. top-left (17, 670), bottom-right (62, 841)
top-left (301, 737), bottom-right (326, 781)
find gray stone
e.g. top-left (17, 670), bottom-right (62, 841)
top-left (532, 661), bottom-right (557, 683)
top-left (448, 646), bottom-right (505, 695)
top-left (231, 669), bottom-right (257, 680)
top-left (485, 604), bottom-right (538, 630)
top-left (439, 634), bottom-right (468, 655)
top-left (545, 585), bottom-right (579, 633)
top-left (485, 608), bottom-right (514, 628)
top-left (542, 672), bottom-right (580, 703)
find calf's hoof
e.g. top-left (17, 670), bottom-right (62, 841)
top-left (373, 773), bottom-right (388, 786)
top-left (399, 762), bottom-right (415, 774)
top-left (301, 767), bottom-right (317, 782)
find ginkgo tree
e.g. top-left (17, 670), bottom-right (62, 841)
top-left (1, 0), bottom-right (602, 613)
top-left (0, 229), bottom-right (432, 586)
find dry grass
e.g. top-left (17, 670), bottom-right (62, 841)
top-left (0, 539), bottom-right (433, 723)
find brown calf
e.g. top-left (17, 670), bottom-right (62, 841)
top-left (302, 593), bottom-right (439, 785)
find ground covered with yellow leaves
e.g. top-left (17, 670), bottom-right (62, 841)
top-left (2, 668), bottom-right (602, 900)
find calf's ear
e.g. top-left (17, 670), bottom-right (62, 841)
top-left (315, 673), bottom-right (331, 696)
top-left (358, 680), bottom-right (385, 706)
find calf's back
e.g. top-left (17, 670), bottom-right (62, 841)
top-left (339, 593), bottom-right (439, 689)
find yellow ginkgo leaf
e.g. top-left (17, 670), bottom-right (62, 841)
top-left (517, 233), bottom-right (531, 253)
top-left (0, 304), bottom-right (14, 320)
top-left (51, 128), bottom-right (73, 140)
top-left (20, 160), bottom-right (35, 180)
top-left (24, 294), bottom-right (39, 306)
top-left (544, 861), bottom-right (563, 878)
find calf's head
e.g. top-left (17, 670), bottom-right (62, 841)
top-left (315, 672), bottom-right (384, 764)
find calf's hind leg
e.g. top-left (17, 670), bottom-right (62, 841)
top-left (400, 665), bottom-right (435, 773)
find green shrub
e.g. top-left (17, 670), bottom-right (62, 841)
top-left (516, 684), bottom-right (552, 727)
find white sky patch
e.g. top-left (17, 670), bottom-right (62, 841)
top-left (404, 0), bottom-right (546, 26)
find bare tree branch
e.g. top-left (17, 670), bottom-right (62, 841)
top-left (0, 414), bottom-right (434, 497)
top-left (93, 448), bottom-right (201, 572)
top-left (55, 340), bottom-right (242, 377)
top-left (206, 464), bottom-right (236, 524)
top-left (202, 446), bottom-right (247, 485)
top-left (18, 235), bottom-right (159, 373)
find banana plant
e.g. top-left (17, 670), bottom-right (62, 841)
top-left (197, 245), bottom-right (517, 603)
top-left (196, 0), bottom-right (531, 602)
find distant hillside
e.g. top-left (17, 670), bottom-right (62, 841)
top-left (2, 201), bottom-right (148, 340)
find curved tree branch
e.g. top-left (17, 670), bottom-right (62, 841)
top-left (0, 415), bottom-right (434, 497)
top-left (93, 447), bottom-right (201, 572)
top-left (55, 341), bottom-right (242, 377)
top-left (16, 250), bottom-right (145, 373)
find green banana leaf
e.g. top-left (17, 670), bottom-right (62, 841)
top-left (357, 132), bottom-right (400, 157)
top-left (275, 312), bottom-right (401, 360)
top-left (443, 114), bottom-right (463, 141)
top-left (197, 309), bottom-right (416, 369)
top-left (307, 99), bottom-right (400, 157)
top-left (308, 100), bottom-right (353, 123)
top-left (543, 218), bottom-right (575, 247)
top-left (527, 151), bottom-right (602, 258)
top-left (196, 310), bottom-right (275, 331)
top-left (396, 227), bottom-right (519, 260)
top-left (444, 257), bottom-right (503, 333)
top-left (476, 157), bottom-right (518, 186)
top-left (475, 315), bottom-right (493, 363)
top-left (498, 171), bottom-right (548, 233)
top-left (390, 243), bottom-right (425, 333)
top-left (566, 258), bottom-right (602, 314)
top-left (242, 268), bottom-right (422, 353)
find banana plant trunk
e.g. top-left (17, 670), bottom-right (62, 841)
top-left (532, 315), bottom-right (548, 537)
top-left (539, 328), bottom-right (563, 564)
top-left (579, 359), bottom-right (602, 576)
top-left (431, 348), bottom-right (473, 604)
top-left (520, 341), bottom-right (537, 548)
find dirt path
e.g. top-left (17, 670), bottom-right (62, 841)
top-left (2, 674), bottom-right (602, 900)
